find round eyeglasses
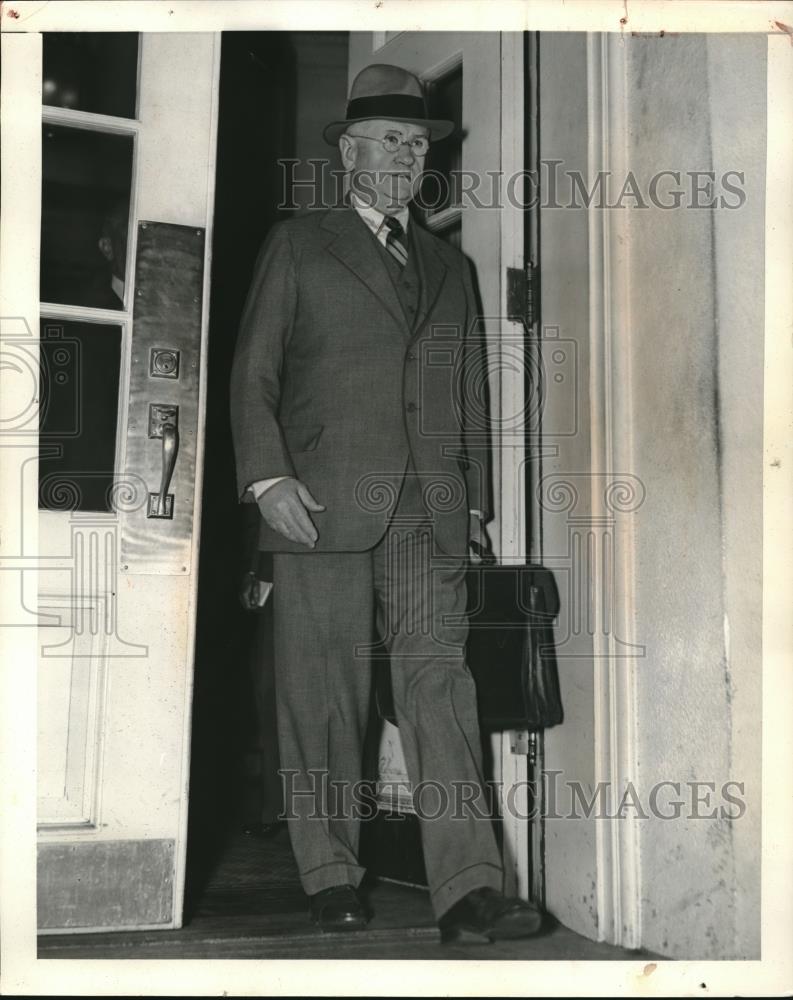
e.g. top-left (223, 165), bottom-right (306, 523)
top-left (347, 131), bottom-right (430, 156)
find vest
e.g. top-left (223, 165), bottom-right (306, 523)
top-left (373, 223), bottom-right (422, 331)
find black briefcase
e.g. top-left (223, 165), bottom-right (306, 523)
top-left (375, 562), bottom-right (564, 733)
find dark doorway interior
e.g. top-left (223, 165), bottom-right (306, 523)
top-left (184, 30), bottom-right (350, 919)
top-left (185, 29), bottom-right (292, 916)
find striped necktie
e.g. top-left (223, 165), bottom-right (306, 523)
top-left (383, 216), bottom-right (408, 269)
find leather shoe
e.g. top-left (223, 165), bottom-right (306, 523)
top-left (438, 887), bottom-right (543, 943)
top-left (309, 885), bottom-right (369, 932)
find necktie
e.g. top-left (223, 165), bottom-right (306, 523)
top-left (384, 216), bottom-right (408, 269)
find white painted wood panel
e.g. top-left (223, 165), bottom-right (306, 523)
top-left (38, 596), bottom-right (108, 827)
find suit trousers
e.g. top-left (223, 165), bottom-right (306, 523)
top-left (271, 470), bottom-right (503, 918)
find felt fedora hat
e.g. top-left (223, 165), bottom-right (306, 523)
top-left (323, 63), bottom-right (454, 145)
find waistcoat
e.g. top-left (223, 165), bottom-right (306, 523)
top-left (373, 224), bottom-right (422, 331)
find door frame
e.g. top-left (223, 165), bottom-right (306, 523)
top-left (496, 30), bottom-right (533, 902)
top-left (170, 34), bottom-right (222, 929)
top-left (531, 29), bottom-right (641, 947)
top-left (584, 31), bottom-right (641, 948)
top-left (524, 29), bottom-right (547, 907)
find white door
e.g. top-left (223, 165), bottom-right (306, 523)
top-left (348, 31), bottom-right (534, 899)
top-left (14, 32), bottom-right (219, 933)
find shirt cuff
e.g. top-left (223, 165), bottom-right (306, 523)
top-left (248, 476), bottom-right (289, 500)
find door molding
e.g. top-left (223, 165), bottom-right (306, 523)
top-left (172, 31), bottom-right (222, 929)
top-left (586, 32), bottom-right (642, 950)
top-left (495, 30), bottom-right (530, 901)
top-left (37, 595), bottom-right (109, 830)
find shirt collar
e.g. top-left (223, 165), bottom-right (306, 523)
top-left (111, 274), bottom-right (125, 304)
top-left (350, 194), bottom-right (410, 239)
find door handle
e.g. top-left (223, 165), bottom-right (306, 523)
top-left (157, 422), bottom-right (179, 516)
top-left (147, 404), bottom-right (179, 519)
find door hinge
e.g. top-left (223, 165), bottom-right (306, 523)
top-left (509, 729), bottom-right (538, 765)
top-left (506, 261), bottom-right (538, 329)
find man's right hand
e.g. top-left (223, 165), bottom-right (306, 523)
top-left (255, 477), bottom-right (325, 548)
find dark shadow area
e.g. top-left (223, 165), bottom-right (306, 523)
top-left (185, 29), bottom-right (350, 921)
top-left (184, 30), bottom-right (298, 919)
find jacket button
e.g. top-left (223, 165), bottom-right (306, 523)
top-left (406, 402), bottom-right (417, 413)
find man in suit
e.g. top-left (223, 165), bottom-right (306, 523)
top-left (230, 63), bottom-right (541, 942)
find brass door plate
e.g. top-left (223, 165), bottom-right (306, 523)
top-left (122, 221), bottom-right (204, 574)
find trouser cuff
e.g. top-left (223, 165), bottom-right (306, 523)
top-left (430, 861), bottom-right (504, 919)
top-left (298, 860), bottom-right (366, 897)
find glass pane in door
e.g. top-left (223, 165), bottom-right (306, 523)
top-left (39, 318), bottom-right (122, 513)
top-left (422, 63), bottom-right (462, 215)
top-left (41, 125), bottom-right (134, 310)
top-left (42, 32), bottom-right (140, 119)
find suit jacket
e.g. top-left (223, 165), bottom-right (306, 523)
top-left (229, 205), bottom-right (490, 555)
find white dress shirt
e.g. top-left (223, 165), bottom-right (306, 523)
top-left (350, 195), bottom-right (410, 247)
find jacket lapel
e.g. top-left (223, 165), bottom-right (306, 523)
top-left (410, 221), bottom-right (448, 339)
top-left (321, 206), bottom-right (406, 332)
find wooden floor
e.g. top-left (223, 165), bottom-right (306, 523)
top-left (38, 829), bottom-right (655, 961)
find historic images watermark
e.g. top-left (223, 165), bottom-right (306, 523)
top-left (3, 305), bottom-right (647, 666)
top-left (278, 158), bottom-right (748, 213)
top-left (278, 769), bottom-right (748, 823)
